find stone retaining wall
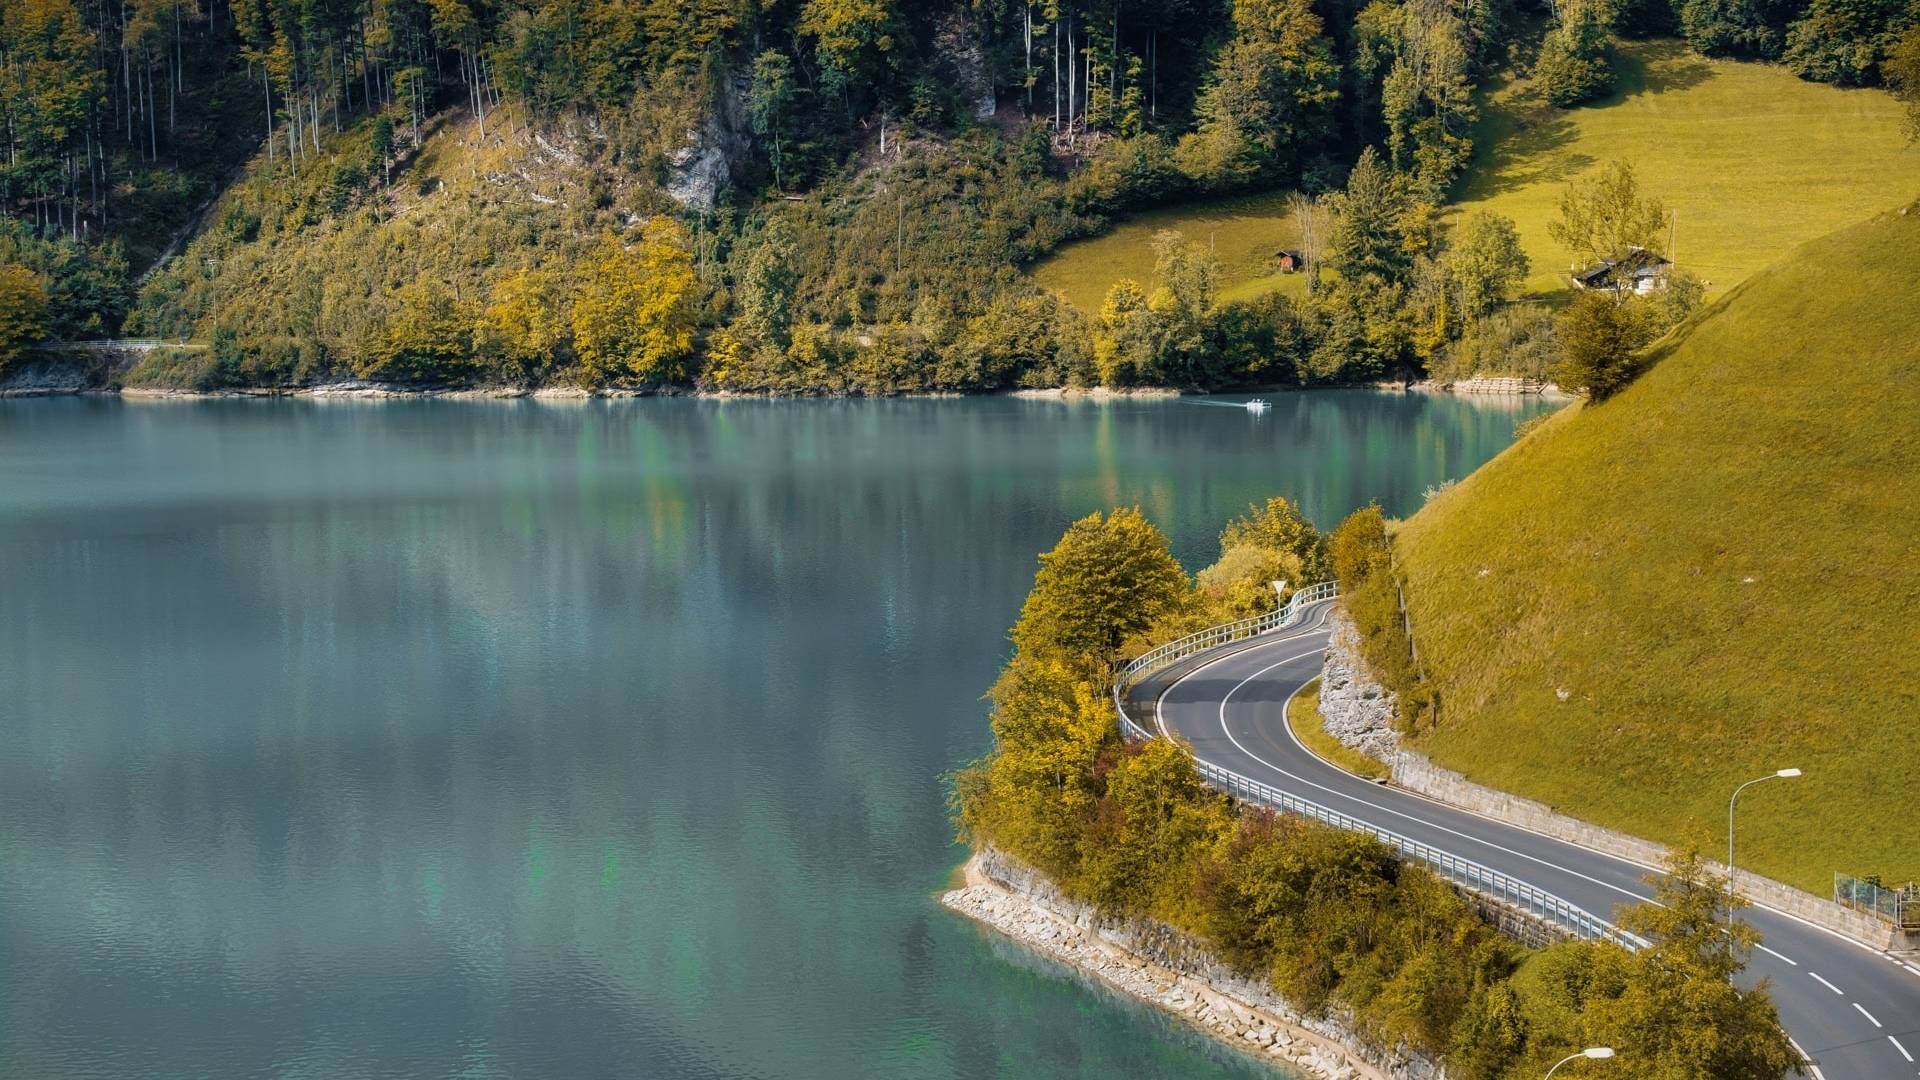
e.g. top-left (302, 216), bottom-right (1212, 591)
top-left (1315, 611), bottom-right (1912, 953)
top-left (943, 846), bottom-right (1442, 1080)
top-left (1447, 376), bottom-right (1550, 395)
top-left (1388, 752), bottom-right (1909, 951)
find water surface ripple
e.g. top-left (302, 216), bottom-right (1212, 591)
top-left (0, 393), bottom-right (1550, 1079)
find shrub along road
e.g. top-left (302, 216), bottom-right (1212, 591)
top-left (1138, 600), bottom-right (1920, 1080)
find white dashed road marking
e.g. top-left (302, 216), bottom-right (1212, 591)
top-left (1853, 1002), bottom-right (1882, 1028)
top-left (1809, 971), bottom-right (1844, 995)
top-left (1888, 1035), bottom-right (1913, 1063)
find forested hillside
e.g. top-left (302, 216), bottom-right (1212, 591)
top-left (1, 0), bottom-right (1916, 388)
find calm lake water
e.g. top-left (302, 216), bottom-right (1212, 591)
top-left (0, 392), bottom-right (1551, 1079)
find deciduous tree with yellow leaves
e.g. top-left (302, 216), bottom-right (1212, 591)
top-left (570, 221), bottom-right (697, 386)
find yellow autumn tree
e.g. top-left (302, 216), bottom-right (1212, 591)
top-left (478, 266), bottom-right (572, 381)
top-left (570, 221), bottom-right (697, 386)
top-left (0, 263), bottom-right (50, 372)
top-left (1011, 506), bottom-right (1189, 666)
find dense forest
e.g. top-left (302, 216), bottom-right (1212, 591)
top-left (0, 0), bottom-right (1915, 389)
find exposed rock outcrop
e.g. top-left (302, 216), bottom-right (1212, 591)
top-left (1316, 609), bottom-right (1401, 761)
top-left (933, 14), bottom-right (997, 120)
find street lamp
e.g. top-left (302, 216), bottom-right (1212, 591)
top-left (1545, 1047), bottom-right (1615, 1077)
top-left (1728, 769), bottom-right (1802, 925)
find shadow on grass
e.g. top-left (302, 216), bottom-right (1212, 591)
top-left (1609, 39), bottom-right (1715, 99)
top-left (1457, 70), bottom-right (1593, 201)
top-left (1456, 40), bottom-right (1716, 203)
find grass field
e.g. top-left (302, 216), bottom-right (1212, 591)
top-left (1287, 679), bottom-right (1393, 781)
top-left (1392, 204), bottom-right (1920, 894)
top-left (1029, 191), bottom-right (1310, 312)
top-left (1452, 39), bottom-right (1920, 297)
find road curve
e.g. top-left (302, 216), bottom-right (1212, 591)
top-left (1130, 599), bottom-right (1920, 1080)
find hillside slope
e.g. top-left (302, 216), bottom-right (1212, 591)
top-left (1450, 40), bottom-right (1919, 298)
top-left (1395, 204), bottom-right (1920, 893)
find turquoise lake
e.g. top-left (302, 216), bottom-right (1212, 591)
top-left (0, 391), bottom-right (1552, 1078)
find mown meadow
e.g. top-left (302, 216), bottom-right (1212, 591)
top-left (1451, 39), bottom-right (1920, 297)
top-left (1392, 205), bottom-right (1920, 893)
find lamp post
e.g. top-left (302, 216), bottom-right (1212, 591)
top-left (1545, 1047), bottom-right (1615, 1078)
top-left (1728, 769), bottom-right (1802, 926)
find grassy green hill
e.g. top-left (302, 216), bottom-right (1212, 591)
top-left (1451, 40), bottom-right (1920, 297)
top-left (1394, 203), bottom-right (1920, 894)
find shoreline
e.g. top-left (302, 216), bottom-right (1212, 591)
top-left (1, 376), bottom-right (1568, 403)
top-left (941, 847), bottom-right (1438, 1080)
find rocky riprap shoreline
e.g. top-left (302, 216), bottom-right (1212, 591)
top-left (942, 847), bottom-right (1440, 1080)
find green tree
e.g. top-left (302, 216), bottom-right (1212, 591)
top-left (0, 262), bottom-right (50, 370)
top-left (369, 279), bottom-right (476, 382)
top-left (1890, 29), bottom-right (1920, 140)
top-left (1377, 0), bottom-right (1479, 194)
top-left (1784, 0), bottom-right (1910, 85)
top-left (1324, 147), bottom-right (1413, 286)
top-left (1677, 0), bottom-right (1798, 57)
top-left (1094, 277), bottom-right (1155, 386)
top-left (1078, 736), bottom-right (1231, 916)
top-left (748, 51), bottom-right (799, 189)
top-left (799, 0), bottom-right (900, 99)
top-left (571, 220), bottom-right (698, 385)
top-left (0, 0), bottom-right (100, 208)
top-left (1537, 0), bottom-right (1618, 106)
top-left (1011, 507), bottom-right (1190, 664)
top-left (1547, 160), bottom-right (1668, 269)
top-left (738, 218), bottom-right (798, 347)
top-left (1553, 289), bottom-right (1651, 398)
top-left (1564, 852), bottom-right (1801, 1079)
top-left (1176, 0), bottom-right (1341, 190)
top-left (1442, 211), bottom-right (1529, 324)
top-left (1219, 495), bottom-right (1328, 582)
top-left (956, 656), bottom-right (1119, 877)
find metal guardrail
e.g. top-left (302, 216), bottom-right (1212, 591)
top-left (1112, 581), bottom-right (1643, 950)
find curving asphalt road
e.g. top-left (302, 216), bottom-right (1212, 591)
top-left (1131, 599), bottom-right (1920, 1080)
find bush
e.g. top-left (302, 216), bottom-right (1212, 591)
top-left (1552, 289), bottom-right (1653, 399)
top-left (0, 263), bottom-right (51, 371)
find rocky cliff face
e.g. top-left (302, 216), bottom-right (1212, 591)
top-left (665, 74), bottom-right (754, 211)
top-left (933, 14), bottom-right (998, 120)
top-left (1316, 608), bottom-right (1402, 760)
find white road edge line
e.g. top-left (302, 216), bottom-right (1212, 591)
top-left (1890, 1035), bottom-right (1914, 1063)
top-left (1809, 971), bottom-right (1844, 995)
top-left (1788, 1036), bottom-right (1827, 1080)
top-left (1159, 604), bottom-right (1920, 984)
top-left (1204, 650), bottom-right (1658, 910)
top-left (1146, 604), bottom-right (1911, 1076)
top-left (1159, 606), bottom-right (1920, 983)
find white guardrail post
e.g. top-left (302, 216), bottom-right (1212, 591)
top-left (1111, 581), bottom-right (1642, 950)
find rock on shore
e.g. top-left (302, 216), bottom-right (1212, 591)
top-left (941, 847), bottom-right (1440, 1080)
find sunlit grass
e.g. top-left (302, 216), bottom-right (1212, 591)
top-left (1394, 206), bottom-right (1920, 893)
top-left (1451, 39), bottom-right (1920, 297)
top-left (1029, 191), bottom-right (1310, 312)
